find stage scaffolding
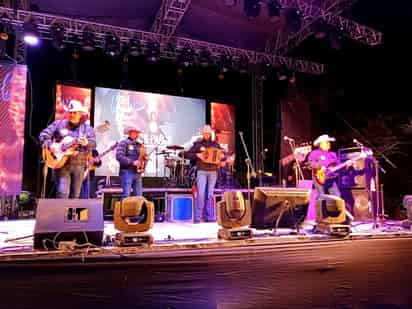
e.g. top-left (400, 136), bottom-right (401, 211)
top-left (0, 7), bottom-right (325, 75)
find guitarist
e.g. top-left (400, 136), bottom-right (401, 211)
top-left (115, 126), bottom-right (146, 199)
top-left (39, 100), bottom-right (96, 199)
top-left (307, 134), bottom-right (343, 197)
top-left (80, 149), bottom-right (102, 199)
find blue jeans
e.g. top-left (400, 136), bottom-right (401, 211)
top-left (80, 172), bottom-right (96, 199)
top-left (195, 170), bottom-right (218, 222)
top-left (55, 164), bottom-right (86, 199)
top-left (120, 169), bottom-right (142, 199)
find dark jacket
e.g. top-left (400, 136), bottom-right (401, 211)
top-left (116, 138), bottom-right (143, 171)
top-left (186, 139), bottom-right (225, 172)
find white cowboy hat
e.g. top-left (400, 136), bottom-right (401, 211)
top-left (313, 134), bottom-right (336, 147)
top-left (124, 126), bottom-right (142, 135)
top-left (202, 124), bottom-right (213, 134)
top-left (65, 100), bottom-right (88, 113)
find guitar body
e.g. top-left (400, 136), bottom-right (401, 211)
top-left (314, 164), bottom-right (337, 185)
top-left (43, 136), bottom-right (79, 169)
top-left (136, 144), bottom-right (148, 174)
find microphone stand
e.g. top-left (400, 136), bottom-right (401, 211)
top-left (238, 132), bottom-right (256, 205)
top-left (285, 138), bottom-right (304, 187)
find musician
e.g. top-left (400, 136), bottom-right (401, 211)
top-left (39, 100), bottom-right (96, 199)
top-left (116, 126), bottom-right (146, 199)
top-left (307, 134), bottom-right (341, 197)
top-left (186, 125), bottom-right (225, 223)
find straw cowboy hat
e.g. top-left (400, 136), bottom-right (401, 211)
top-left (64, 100), bottom-right (88, 113)
top-left (124, 126), bottom-right (142, 135)
top-left (313, 134), bottom-right (336, 147)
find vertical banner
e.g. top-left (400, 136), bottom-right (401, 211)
top-left (0, 64), bottom-right (27, 195)
top-left (55, 84), bottom-right (92, 122)
top-left (211, 102), bottom-right (236, 154)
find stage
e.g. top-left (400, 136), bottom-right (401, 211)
top-left (1, 219), bottom-right (412, 308)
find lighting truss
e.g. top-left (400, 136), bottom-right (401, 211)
top-left (151, 0), bottom-right (192, 37)
top-left (0, 7), bottom-right (325, 75)
top-left (266, 0), bottom-right (383, 55)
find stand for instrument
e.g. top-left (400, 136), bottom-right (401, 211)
top-left (238, 132), bottom-right (256, 206)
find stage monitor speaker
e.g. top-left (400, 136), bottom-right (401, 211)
top-left (33, 199), bottom-right (104, 250)
top-left (166, 194), bottom-right (193, 222)
top-left (341, 189), bottom-right (372, 220)
top-left (251, 187), bottom-right (310, 230)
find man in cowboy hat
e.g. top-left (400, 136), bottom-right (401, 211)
top-left (116, 126), bottom-right (146, 199)
top-left (39, 100), bottom-right (96, 199)
top-left (307, 134), bottom-right (341, 197)
top-left (186, 125), bottom-right (226, 223)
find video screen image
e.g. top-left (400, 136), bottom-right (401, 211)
top-left (94, 87), bottom-right (206, 176)
top-left (55, 84), bottom-right (92, 122)
top-left (211, 102), bottom-right (236, 155)
top-left (0, 64), bottom-right (27, 194)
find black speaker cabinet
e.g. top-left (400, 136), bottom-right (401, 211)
top-left (33, 199), bottom-right (104, 249)
top-left (341, 189), bottom-right (373, 220)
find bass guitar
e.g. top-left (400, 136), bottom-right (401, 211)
top-left (83, 142), bottom-right (118, 180)
top-left (314, 149), bottom-right (372, 185)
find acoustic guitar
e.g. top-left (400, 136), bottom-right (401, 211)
top-left (42, 135), bottom-right (84, 169)
top-left (313, 149), bottom-right (372, 185)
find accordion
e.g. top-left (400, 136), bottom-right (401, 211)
top-left (201, 147), bottom-right (224, 165)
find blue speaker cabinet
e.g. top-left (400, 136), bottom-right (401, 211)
top-left (166, 194), bottom-right (193, 222)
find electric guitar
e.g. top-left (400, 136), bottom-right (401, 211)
top-left (136, 144), bottom-right (149, 174)
top-left (42, 135), bottom-right (85, 169)
top-left (82, 142), bottom-right (118, 180)
top-left (314, 149), bottom-right (372, 185)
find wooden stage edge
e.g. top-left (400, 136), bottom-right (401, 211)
top-left (1, 220), bottom-right (412, 265)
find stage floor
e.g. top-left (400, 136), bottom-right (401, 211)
top-left (1, 220), bottom-right (412, 308)
top-left (1, 218), bottom-right (411, 259)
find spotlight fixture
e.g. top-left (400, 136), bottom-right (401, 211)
top-left (23, 16), bottom-right (40, 46)
top-left (104, 32), bottom-right (121, 57)
top-left (81, 26), bottom-right (95, 52)
top-left (244, 0), bottom-right (261, 19)
top-left (178, 45), bottom-right (195, 67)
top-left (50, 21), bottom-right (65, 50)
top-left (312, 19), bottom-right (328, 39)
top-left (284, 8), bottom-right (302, 33)
top-left (198, 48), bottom-right (212, 67)
top-left (236, 55), bottom-right (249, 74)
top-left (267, 0), bottom-right (281, 22)
top-left (219, 52), bottom-right (232, 73)
top-left (146, 41), bottom-right (160, 63)
top-left (223, 0), bottom-right (237, 7)
top-left (0, 14), bottom-right (12, 42)
top-left (128, 38), bottom-right (142, 57)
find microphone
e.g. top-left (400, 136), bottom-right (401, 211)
top-left (353, 138), bottom-right (363, 146)
top-left (284, 136), bottom-right (295, 142)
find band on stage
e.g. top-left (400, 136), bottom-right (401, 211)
top-left (39, 99), bottom-right (376, 223)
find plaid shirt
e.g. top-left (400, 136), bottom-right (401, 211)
top-left (39, 119), bottom-right (96, 167)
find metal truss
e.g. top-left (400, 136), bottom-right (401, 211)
top-left (321, 12), bottom-right (383, 46)
top-left (0, 7), bottom-right (325, 74)
top-left (151, 0), bottom-right (191, 37)
top-left (251, 73), bottom-right (264, 173)
top-left (266, 0), bottom-right (382, 55)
